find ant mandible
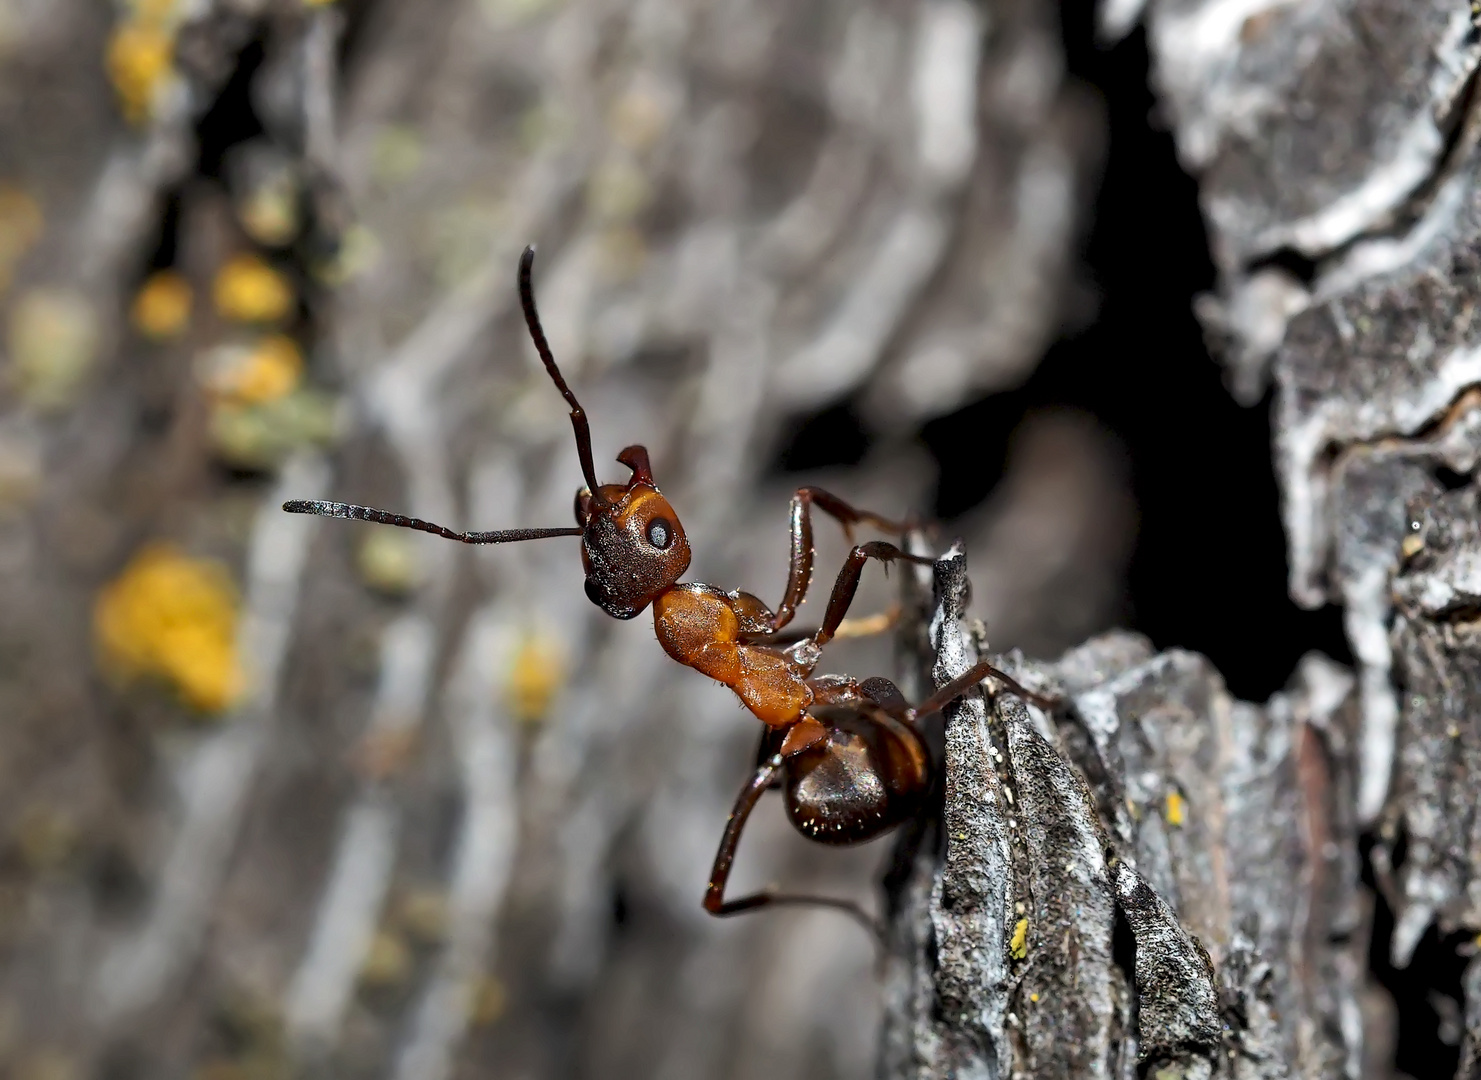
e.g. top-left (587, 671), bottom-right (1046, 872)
top-left (284, 246), bottom-right (1053, 935)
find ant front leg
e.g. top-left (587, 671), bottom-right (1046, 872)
top-left (704, 752), bottom-right (882, 939)
top-left (768, 488), bottom-right (912, 633)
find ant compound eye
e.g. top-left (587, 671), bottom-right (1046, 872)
top-left (647, 516), bottom-right (673, 549)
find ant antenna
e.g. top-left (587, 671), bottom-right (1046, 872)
top-left (282, 247), bottom-right (603, 545)
top-left (282, 500), bottom-right (582, 544)
top-left (518, 246), bottom-right (603, 500)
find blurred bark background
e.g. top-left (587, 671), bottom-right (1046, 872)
top-left (0, 1), bottom-right (1128, 1078)
top-left (0, 0), bottom-right (1474, 1076)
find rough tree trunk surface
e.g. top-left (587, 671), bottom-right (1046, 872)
top-left (0, 0), bottom-right (1467, 1076)
top-left (880, 547), bottom-right (1369, 1079)
top-left (1126, 0), bottom-right (1481, 1075)
top-left (0, 1), bottom-right (1126, 1079)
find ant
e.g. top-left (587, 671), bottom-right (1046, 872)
top-left (285, 246), bottom-right (1054, 935)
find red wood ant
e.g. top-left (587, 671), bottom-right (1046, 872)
top-left (285, 247), bottom-right (1053, 933)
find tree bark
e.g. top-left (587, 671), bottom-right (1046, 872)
top-left (0, 1), bottom-right (1125, 1078)
top-left (1119, 0), bottom-right (1481, 1076)
top-left (881, 545), bottom-right (1373, 1079)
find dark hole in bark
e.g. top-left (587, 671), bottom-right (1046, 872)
top-left (1431, 464), bottom-right (1472, 492)
top-left (611, 880), bottom-right (631, 930)
top-left (335, 0), bottom-right (388, 74)
top-left (139, 188), bottom-right (184, 275)
top-left (1388, 824), bottom-right (1409, 875)
top-left (1246, 247), bottom-right (1320, 286)
top-left (772, 401), bottom-right (872, 473)
top-left (89, 843), bottom-right (149, 919)
top-left (194, 36), bottom-right (268, 182)
top-left (1111, 905), bottom-right (1137, 979)
top-left (1111, 905), bottom-right (1139, 1053)
top-left (917, 1), bottom-right (1353, 701)
top-left (1362, 836), bottom-right (1469, 1078)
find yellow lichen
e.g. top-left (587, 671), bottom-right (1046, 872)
top-left (106, 0), bottom-right (184, 124)
top-left (359, 930), bottom-right (411, 988)
top-left (357, 528), bottom-right (423, 595)
top-left (94, 544), bottom-right (244, 714)
top-left (470, 975), bottom-right (507, 1026)
top-left (213, 254), bottom-right (294, 323)
top-left (200, 336), bottom-right (303, 405)
top-left (1165, 790), bottom-right (1187, 828)
top-left (238, 177), bottom-right (300, 248)
top-left (1401, 533), bottom-right (1424, 559)
top-left (507, 632), bottom-right (564, 724)
top-left (207, 387), bottom-right (339, 470)
top-left (106, 22), bottom-right (174, 124)
top-left (131, 270), bottom-right (193, 339)
top-left (1010, 917), bottom-right (1028, 960)
top-left (313, 224), bottom-right (381, 286)
top-left (8, 288), bottom-right (99, 411)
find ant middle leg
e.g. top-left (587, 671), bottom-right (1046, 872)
top-left (704, 753), bottom-right (883, 938)
top-left (744, 603), bottom-right (902, 648)
top-left (768, 488), bottom-right (916, 633)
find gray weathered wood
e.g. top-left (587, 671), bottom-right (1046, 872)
top-left (1120, 0), bottom-right (1481, 1075)
top-left (882, 546), bottom-right (1371, 1078)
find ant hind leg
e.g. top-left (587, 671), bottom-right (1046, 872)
top-left (704, 754), bottom-right (883, 941)
top-left (908, 659), bottom-right (1059, 719)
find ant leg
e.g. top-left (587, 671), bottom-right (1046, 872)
top-left (744, 604), bottom-right (901, 648)
top-left (704, 754), bottom-right (882, 939)
top-left (799, 487), bottom-right (911, 537)
top-left (769, 488), bottom-right (915, 633)
top-left (908, 659), bottom-right (1059, 718)
top-left (752, 725), bottom-right (786, 787)
top-left (811, 542), bottom-right (932, 649)
top-left (831, 602), bottom-right (902, 641)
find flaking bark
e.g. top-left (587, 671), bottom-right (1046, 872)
top-left (1116, 1), bottom-right (1481, 1074)
top-left (882, 546), bottom-right (1370, 1078)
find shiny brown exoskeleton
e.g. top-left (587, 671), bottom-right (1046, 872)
top-left (285, 246), bottom-right (1053, 934)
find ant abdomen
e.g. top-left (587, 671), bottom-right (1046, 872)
top-left (784, 711), bottom-right (929, 845)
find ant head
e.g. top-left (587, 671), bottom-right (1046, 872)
top-left (282, 250), bottom-right (692, 615)
top-left (575, 445), bottom-right (690, 619)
